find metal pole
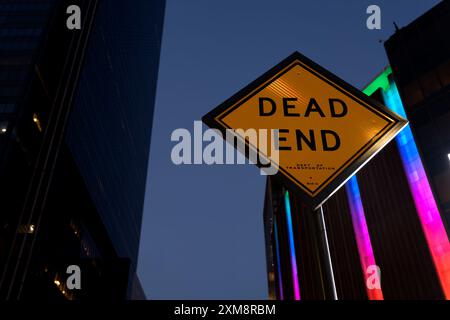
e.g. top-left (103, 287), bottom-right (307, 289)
top-left (316, 205), bottom-right (338, 300)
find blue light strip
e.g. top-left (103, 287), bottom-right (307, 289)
top-left (345, 176), bottom-right (384, 299)
top-left (284, 191), bottom-right (301, 300)
top-left (382, 81), bottom-right (450, 298)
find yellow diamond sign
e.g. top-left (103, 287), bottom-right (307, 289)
top-left (203, 52), bottom-right (407, 208)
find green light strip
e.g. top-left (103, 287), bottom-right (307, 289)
top-left (362, 66), bottom-right (392, 96)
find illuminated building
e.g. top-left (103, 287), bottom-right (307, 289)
top-left (383, 0), bottom-right (450, 296)
top-left (0, 0), bottom-right (165, 300)
top-left (264, 2), bottom-right (450, 300)
top-left (264, 66), bottom-right (450, 300)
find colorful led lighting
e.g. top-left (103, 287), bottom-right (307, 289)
top-left (345, 176), bottom-right (384, 300)
top-left (382, 80), bottom-right (450, 299)
top-left (284, 191), bottom-right (301, 300)
top-left (363, 66), bottom-right (392, 97)
top-left (346, 66), bottom-right (450, 299)
top-left (273, 217), bottom-right (284, 300)
top-left (339, 68), bottom-right (393, 300)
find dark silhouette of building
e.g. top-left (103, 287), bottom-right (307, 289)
top-left (385, 0), bottom-right (450, 231)
top-left (0, 0), bottom-right (165, 300)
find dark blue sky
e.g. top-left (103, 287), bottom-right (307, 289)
top-left (137, 0), bottom-right (441, 299)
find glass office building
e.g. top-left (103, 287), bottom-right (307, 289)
top-left (0, 0), bottom-right (165, 300)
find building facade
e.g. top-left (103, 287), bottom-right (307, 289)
top-left (264, 2), bottom-right (450, 300)
top-left (264, 67), bottom-right (450, 300)
top-left (0, 0), bottom-right (165, 300)
top-left (385, 0), bottom-right (450, 232)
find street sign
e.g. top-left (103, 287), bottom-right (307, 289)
top-left (202, 52), bottom-right (407, 209)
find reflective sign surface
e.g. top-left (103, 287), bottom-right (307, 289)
top-left (203, 52), bottom-right (408, 208)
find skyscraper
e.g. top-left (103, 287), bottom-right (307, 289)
top-left (0, 0), bottom-right (165, 300)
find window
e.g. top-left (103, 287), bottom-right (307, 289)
top-left (437, 60), bottom-right (450, 87)
top-left (0, 103), bottom-right (16, 114)
top-left (420, 70), bottom-right (442, 97)
top-left (0, 28), bottom-right (43, 37)
top-left (0, 68), bottom-right (29, 81)
top-left (0, 3), bottom-right (53, 12)
top-left (0, 56), bottom-right (31, 66)
top-left (33, 113), bottom-right (42, 132)
top-left (403, 80), bottom-right (424, 107)
top-left (18, 224), bottom-right (35, 234)
top-left (0, 121), bottom-right (8, 134)
top-left (0, 38), bottom-right (40, 50)
top-left (0, 85), bottom-right (22, 97)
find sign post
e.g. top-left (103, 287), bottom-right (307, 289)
top-left (203, 51), bottom-right (408, 299)
top-left (316, 205), bottom-right (338, 299)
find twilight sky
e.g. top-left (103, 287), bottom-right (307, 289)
top-left (137, 0), bottom-right (441, 299)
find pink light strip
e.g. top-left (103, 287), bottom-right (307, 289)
top-left (345, 176), bottom-right (384, 300)
top-left (284, 191), bottom-right (301, 300)
top-left (383, 81), bottom-right (450, 299)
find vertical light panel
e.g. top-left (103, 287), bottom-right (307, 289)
top-left (382, 80), bottom-right (450, 298)
top-left (340, 68), bottom-right (392, 300)
top-left (273, 217), bottom-right (284, 300)
top-left (345, 176), bottom-right (384, 300)
top-left (284, 191), bottom-right (301, 300)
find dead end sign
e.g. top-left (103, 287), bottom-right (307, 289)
top-left (202, 52), bottom-right (408, 209)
